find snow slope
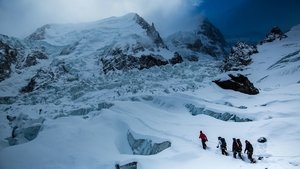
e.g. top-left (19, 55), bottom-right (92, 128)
top-left (0, 17), bottom-right (300, 169)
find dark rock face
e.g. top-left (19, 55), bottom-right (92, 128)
top-left (139, 54), bottom-right (168, 69)
top-left (0, 41), bottom-right (18, 81)
top-left (223, 42), bottom-right (258, 71)
top-left (194, 19), bottom-right (227, 57)
top-left (20, 68), bottom-right (55, 93)
top-left (169, 52), bottom-right (183, 65)
top-left (101, 49), bottom-right (183, 73)
top-left (101, 54), bottom-right (138, 73)
top-left (20, 79), bottom-right (36, 93)
top-left (1, 35), bottom-right (48, 81)
top-left (24, 51), bottom-right (48, 67)
top-left (199, 19), bottom-right (227, 47)
top-left (213, 74), bottom-right (259, 95)
top-left (261, 26), bottom-right (287, 44)
top-left (134, 14), bottom-right (166, 49)
top-left (127, 131), bottom-right (171, 155)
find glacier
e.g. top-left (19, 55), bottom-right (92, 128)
top-left (0, 13), bottom-right (300, 169)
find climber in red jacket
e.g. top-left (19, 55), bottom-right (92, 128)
top-left (199, 130), bottom-right (208, 149)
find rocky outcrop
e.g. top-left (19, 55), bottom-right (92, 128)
top-left (139, 54), bottom-right (168, 69)
top-left (213, 74), bottom-right (259, 95)
top-left (20, 68), bottom-right (55, 93)
top-left (101, 50), bottom-right (183, 74)
top-left (223, 42), bottom-right (258, 71)
top-left (185, 104), bottom-right (252, 122)
top-left (24, 51), bottom-right (48, 67)
top-left (1, 34), bottom-right (49, 81)
top-left (20, 78), bottom-right (36, 93)
top-left (0, 40), bottom-right (18, 81)
top-left (6, 114), bottom-right (45, 146)
top-left (260, 26), bottom-right (287, 44)
top-left (134, 14), bottom-right (166, 49)
top-left (169, 52), bottom-right (183, 65)
top-left (127, 131), bottom-right (171, 155)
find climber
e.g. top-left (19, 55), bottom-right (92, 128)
top-left (232, 138), bottom-right (243, 160)
top-left (199, 130), bottom-right (208, 149)
top-left (236, 138), bottom-right (243, 160)
top-left (244, 140), bottom-right (256, 163)
top-left (217, 136), bottom-right (228, 155)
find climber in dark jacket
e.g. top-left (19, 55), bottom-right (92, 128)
top-left (244, 140), bottom-right (255, 163)
top-left (217, 136), bottom-right (228, 156)
top-left (236, 138), bottom-right (243, 159)
top-left (232, 138), bottom-right (243, 160)
top-left (199, 130), bottom-right (208, 149)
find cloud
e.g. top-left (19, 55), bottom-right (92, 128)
top-left (0, 0), bottom-right (203, 37)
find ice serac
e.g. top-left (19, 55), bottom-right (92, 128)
top-left (167, 18), bottom-right (228, 60)
top-left (6, 114), bottom-right (45, 146)
top-left (185, 104), bottom-right (252, 122)
top-left (127, 131), bottom-right (171, 155)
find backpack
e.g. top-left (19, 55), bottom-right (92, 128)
top-left (221, 138), bottom-right (227, 147)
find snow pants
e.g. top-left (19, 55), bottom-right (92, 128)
top-left (233, 151), bottom-right (243, 159)
top-left (221, 147), bottom-right (228, 156)
top-left (247, 152), bottom-right (255, 163)
top-left (201, 140), bottom-right (207, 150)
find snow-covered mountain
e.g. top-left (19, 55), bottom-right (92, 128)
top-left (0, 13), bottom-right (300, 169)
top-left (166, 18), bottom-right (228, 60)
top-left (27, 13), bottom-right (178, 73)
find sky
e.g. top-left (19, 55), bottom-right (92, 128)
top-left (200, 0), bottom-right (300, 41)
top-left (0, 0), bottom-right (300, 41)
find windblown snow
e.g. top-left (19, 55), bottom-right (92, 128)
top-left (0, 14), bottom-right (300, 169)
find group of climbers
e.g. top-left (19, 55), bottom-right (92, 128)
top-left (199, 131), bottom-right (256, 163)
